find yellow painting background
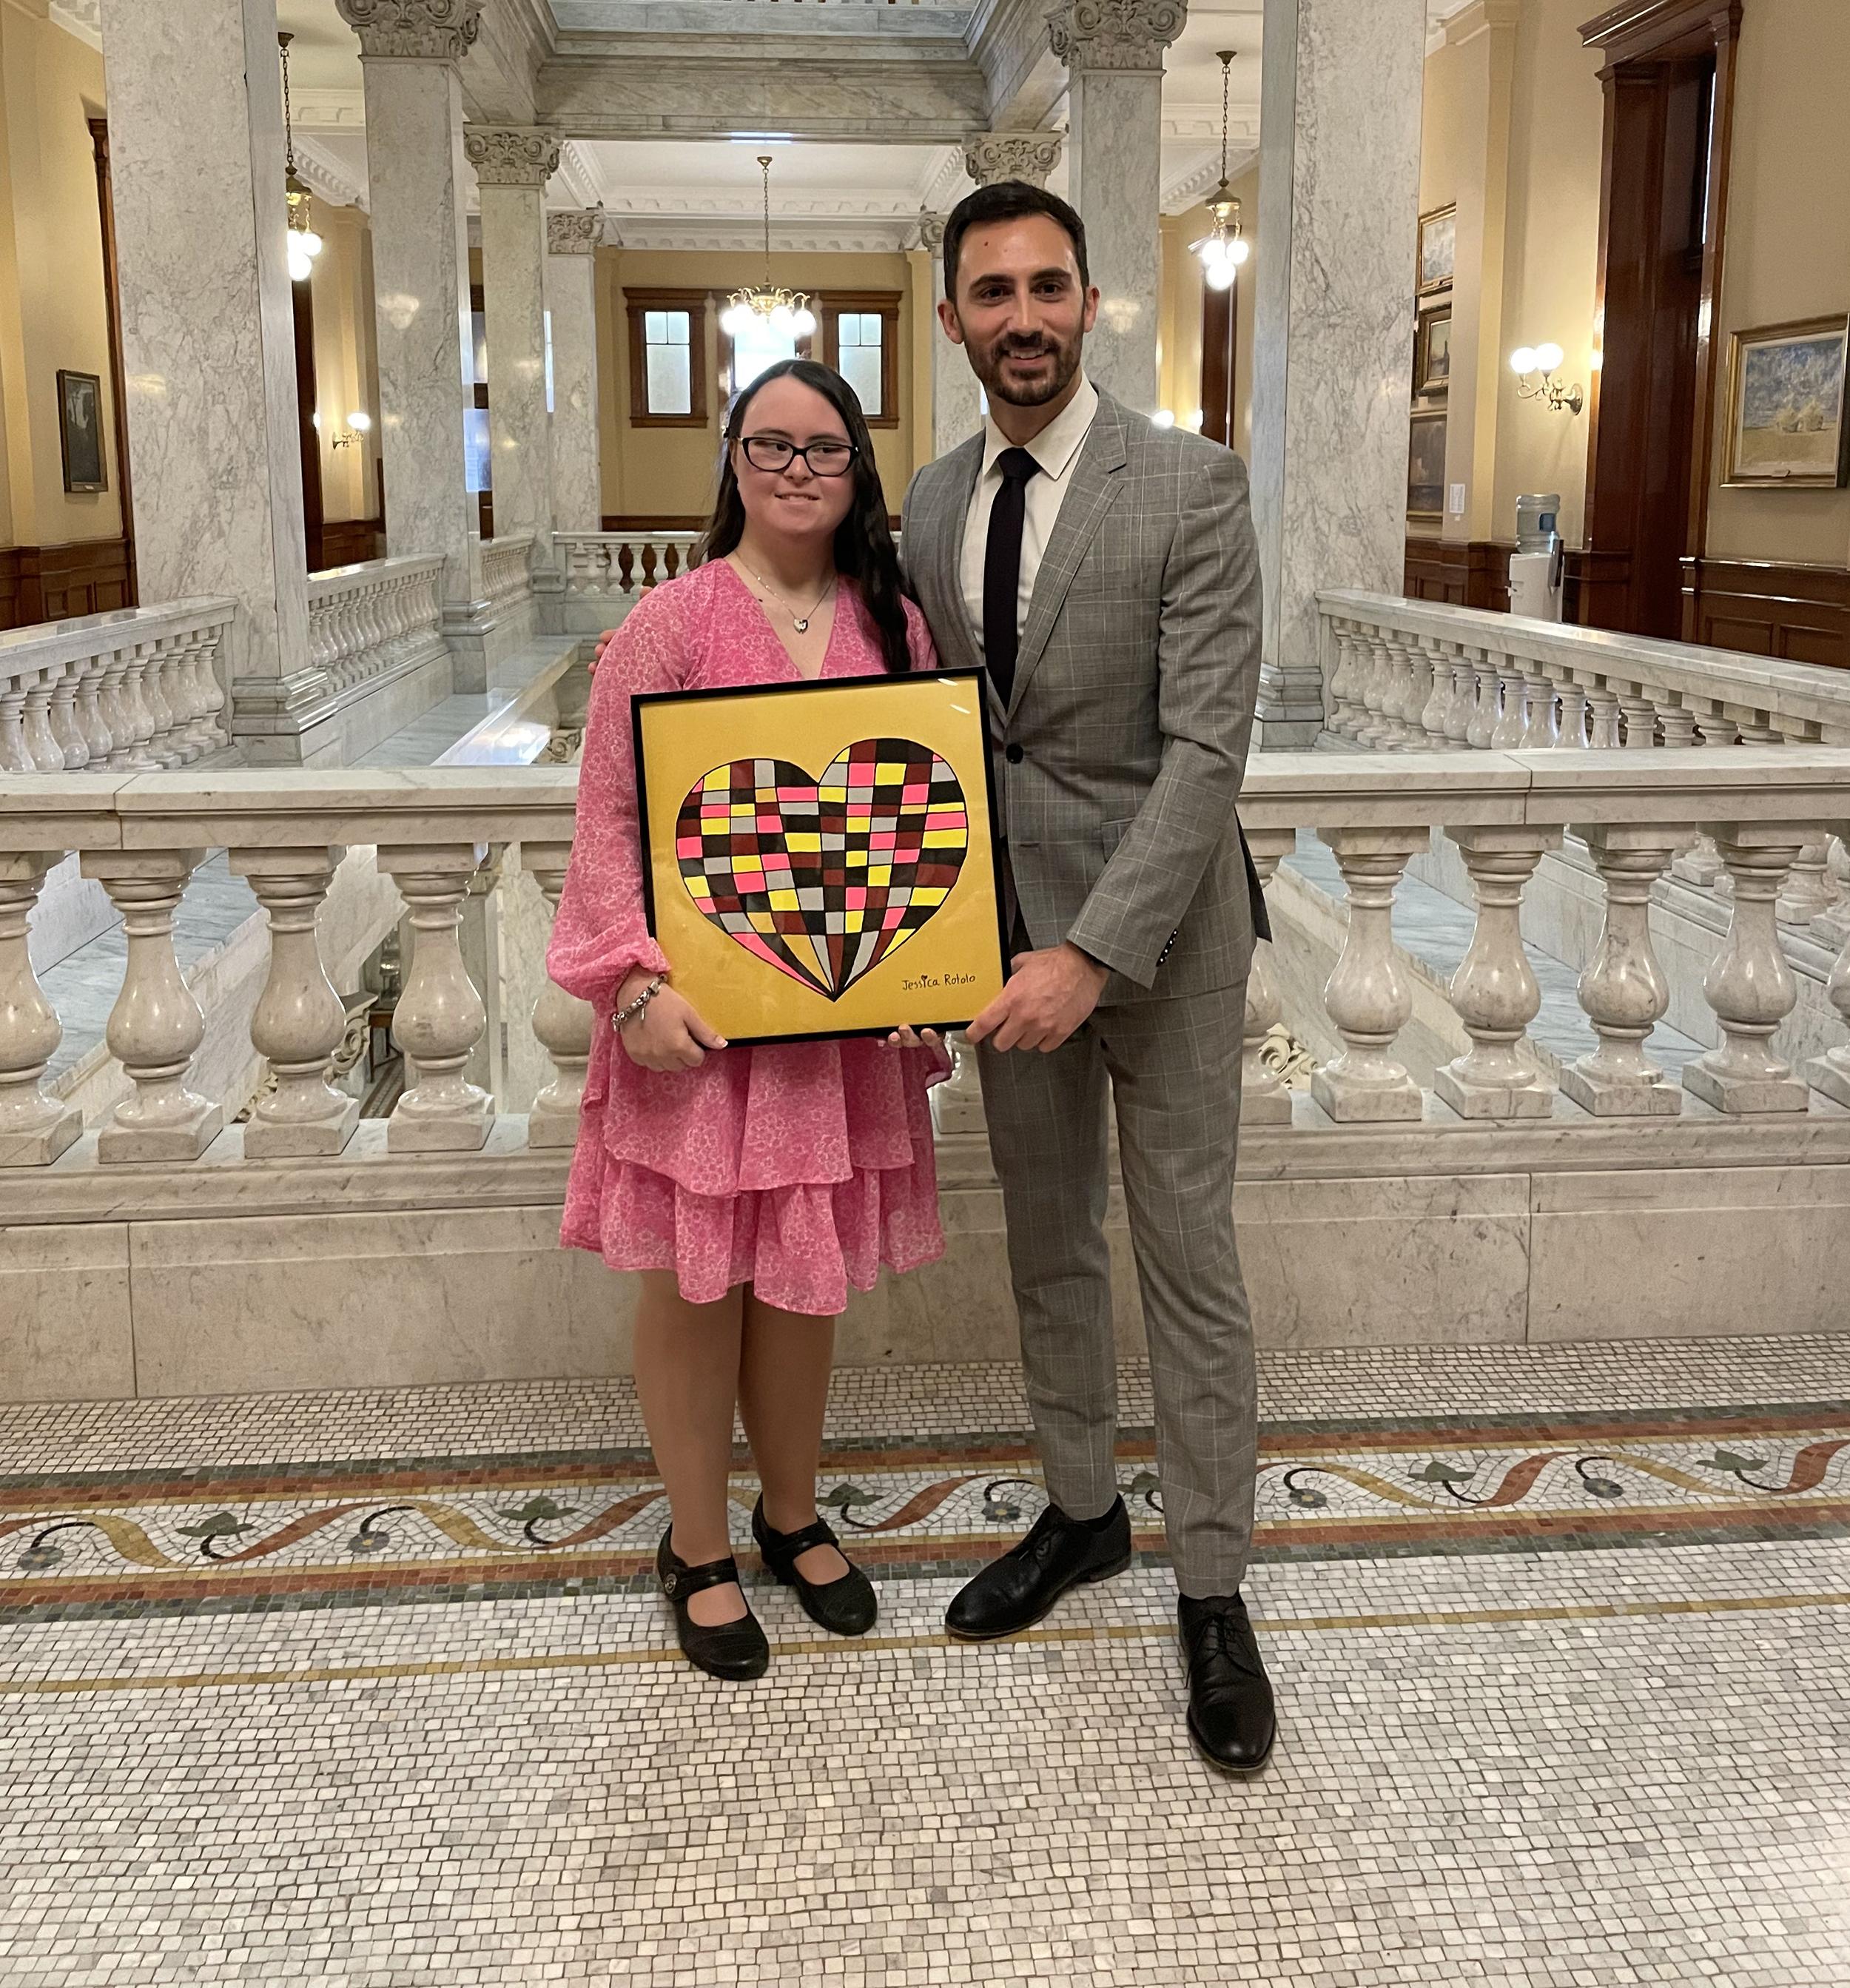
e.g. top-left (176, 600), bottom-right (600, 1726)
top-left (636, 674), bottom-right (1006, 1042)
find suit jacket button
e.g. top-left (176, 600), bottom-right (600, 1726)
top-left (1004, 743), bottom-right (1024, 764)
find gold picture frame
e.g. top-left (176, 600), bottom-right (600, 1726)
top-left (1720, 315), bottom-right (1850, 489)
top-left (1417, 205), bottom-right (1456, 298)
top-left (633, 671), bottom-right (1008, 1047)
top-left (1407, 408), bottom-right (1447, 523)
top-left (1416, 303), bottom-right (1451, 398)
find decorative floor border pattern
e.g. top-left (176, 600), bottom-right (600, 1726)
top-left (4, 1401), bottom-right (1847, 1625)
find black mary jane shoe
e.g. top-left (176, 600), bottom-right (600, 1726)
top-left (1178, 1592), bottom-right (1276, 1776)
top-left (752, 1497), bottom-right (878, 1637)
top-left (656, 1528), bottom-right (770, 1682)
top-left (944, 1497), bottom-right (1132, 1642)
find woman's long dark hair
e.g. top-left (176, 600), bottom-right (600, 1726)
top-left (696, 357), bottom-right (913, 675)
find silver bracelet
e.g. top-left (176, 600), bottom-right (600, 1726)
top-left (613, 974), bottom-right (666, 1032)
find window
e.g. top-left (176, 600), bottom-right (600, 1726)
top-left (729, 315), bottom-right (799, 396)
top-left (822, 293), bottom-right (901, 428)
top-left (625, 289), bottom-right (709, 428)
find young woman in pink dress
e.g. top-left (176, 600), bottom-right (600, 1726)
top-left (547, 360), bottom-right (949, 1681)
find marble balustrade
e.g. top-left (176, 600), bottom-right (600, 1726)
top-left (482, 532), bottom-right (538, 617)
top-left (554, 531), bottom-right (702, 605)
top-left (0, 600), bottom-right (235, 780)
top-left (306, 557), bottom-right (448, 702)
top-left (4, 748), bottom-right (1850, 1177)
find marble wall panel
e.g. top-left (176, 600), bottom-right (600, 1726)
top-left (1069, 69), bottom-right (1165, 414)
top-left (0, 1223), bottom-right (133, 1402)
top-left (479, 184), bottom-right (556, 566)
top-left (1251, 0), bottom-right (1428, 743)
top-left (1528, 1165), bottom-right (1850, 1341)
top-left (545, 244), bottom-right (604, 531)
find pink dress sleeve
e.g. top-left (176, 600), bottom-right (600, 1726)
top-left (903, 597), bottom-right (940, 674)
top-left (545, 588), bottom-right (682, 1007)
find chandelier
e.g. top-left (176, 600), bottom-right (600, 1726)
top-left (278, 33), bottom-right (323, 284)
top-left (721, 156), bottom-right (815, 340)
top-left (1190, 51), bottom-right (1248, 292)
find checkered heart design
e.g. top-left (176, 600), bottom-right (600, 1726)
top-left (676, 737), bottom-right (971, 1000)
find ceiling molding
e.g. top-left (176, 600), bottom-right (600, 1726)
top-left (292, 135), bottom-right (368, 214)
top-left (554, 139), bottom-right (604, 210)
top-left (1161, 145), bottom-right (1257, 215)
top-left (916, 147), bottom-right (970, 215)
top-left (613, 219), bottom-right (918, 255)
top-left (292, 86), bottom-right (368, 132)
top-left (49, 1), bottom-right (100, 51)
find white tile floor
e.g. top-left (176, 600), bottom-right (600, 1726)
top-left (1, 1337), bottom-right (1846, 1986)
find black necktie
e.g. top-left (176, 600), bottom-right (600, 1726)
top-left (983, 446), bottom-right (1040, 707)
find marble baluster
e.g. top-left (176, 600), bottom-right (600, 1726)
top-left (1616, 689), bottom-right (1658, 750)
top-left (18, 672), bottom-right (63, 773)
top-left (468, 128), bottom-right (562, 578)
top-left (0, 853), bottom-right (84, 1165)
top-left (378, 842), bottom-right (492, 1152)
top-left (523, 839), bottom-right (594, 1149)
top-left (1465, 652), bottom-right (1501, 750)
top-left (1585, 684), bottom-right (1622, 748)
top-left (1240, 830), bottom-right (1298, 1124)
top-left (1804, 825), bottom-right (1850, 1109)
top-left (100, 0), bottom-right (320, 760)
top-left (118, 639), bottom-right (163, 769)
top-left (1351, 634), bottom-right (1392, 748)
top-left (1442, 647), bottom-right (1477, 745)
top-left (547, 210), bottom-right (606, 534)
top-left (47, 660), bottom-right (88, 770)
top-left (73, 652), bottom-right (114, 768)
top-left (1655, 700), bottom-right (1698, 749)
top-left (1311, 827), bottom-right (1428, 1122)
top-left (1433, 827), bottom-right (1562, 1119)
top-left (139, 637), bottom-right (183, 768)
top-left (1382, 637), bottom-right (1419, 748)
top-left (1559, 825), bottom-right (1682, 1117)
top-left (1048, 8), bottom-right (1177, 412)
top-left (1322, 620), bottom-right (1356, 738)
top-left (1670, 709), bottom-right (1734, 887)
top-left (82, 849), bottom-right (224, 1162)
top-left (98, 645), bottom-right (138, 768)
top-left (1413, 639), bottom-right (1447, 744)
top-left (0, 685), bottom-right (31, 775)
top-left (1778, 841), bottom-right (1838, 928)
top-left (1488, 654), bottom-right (1527, 750)
top-left (1682, 823), bottom-right (1812, 1115)
top-left (1519, 669), bottom-right (1558, 749)
top-left (1555, 681), bottom-right (1589, 748)
top-left (1251, 0), bottom-right (1426, 745)
top-left (1812, 839), bottom-right (1850, 953)
top-left (230, 847), bottom-right (361, 1158)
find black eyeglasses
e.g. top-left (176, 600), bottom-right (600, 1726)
top-left (738, 434), bottom-right (858, 477)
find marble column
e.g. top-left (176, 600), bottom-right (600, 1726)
top-left (1048, 0), bottom-right (1185, 414)
top-left (336, 0), bottom-right (485, 653)
top-left (1250, 0), bottom-right (1427, 746)
top-left (545, 209), bottom-right (605, 532)
top-left (466, 127), bottom-right (562, 577)
top-left (98, 0), bottom-right (322, 761)
top-left (918, 215), bottom-right (983, 460)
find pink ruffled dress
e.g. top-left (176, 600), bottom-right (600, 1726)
top-left (547, 558), bottom-right (950, 1316)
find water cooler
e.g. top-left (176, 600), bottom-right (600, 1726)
top-left (1508, 493), bottom-right (1565, 622)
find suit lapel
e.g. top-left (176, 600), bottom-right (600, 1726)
top-left (912, 435), bottom-right (986, 679)
top-left (1006, 397), bottom-right (1130, 722)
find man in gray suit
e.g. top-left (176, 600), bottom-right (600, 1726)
top-left (902, 183), bottom-right (1274, 1774)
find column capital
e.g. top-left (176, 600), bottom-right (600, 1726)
top-left (465, 127), bottom-right (562, 188)
top-left (916, 212), bottom-right (948, 253)
top-left (1047, 0), bottom-right (1187, 73)
top-left (547, 209), bottom-right (605, 255)
top-left (334, 0), bottom-right (482, 62)
top-left (962, 132), bottom-right (1063, 189)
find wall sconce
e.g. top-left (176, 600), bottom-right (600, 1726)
top-left (1510, 343), bottom-right (1584, 414)
top-left (329, 410), bottom-right (373, 451)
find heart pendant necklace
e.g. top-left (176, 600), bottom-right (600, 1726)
top-left (744, 560), bottom-right (835, 635)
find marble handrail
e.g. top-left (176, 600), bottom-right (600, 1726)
top-left (306, 555), bottom-right (446, 699)
top-left (554, 530), bottom-right (701, 601)
top-left (4, 750), bottom-right (1849, 1169)
top-left (0, 597), bottom-right (235, 778)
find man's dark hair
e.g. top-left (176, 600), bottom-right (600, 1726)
top-left (942, 181), bottom-right (1089, 303)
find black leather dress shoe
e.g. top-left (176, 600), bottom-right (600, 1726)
top-left (752, 1496), bottom-right (878, 1636)
top-left (657, 1528), bottom-right (770, 1682)
top-left (945, 1497), bottom-right (1132, 1640)
top-left (1178, 1592), bottom-right (1276, 1775)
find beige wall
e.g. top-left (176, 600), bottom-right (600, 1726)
top-left (598, 247), bottom-right (923, 524)
top-left (1704, 0), bottom-right (1850, 565)
top-left (308, 198), bottom-right (382, 527)
top-left (0, 2), bottom-right (121, 546)
top-left (1422, 0), bottom-right (1848, 565)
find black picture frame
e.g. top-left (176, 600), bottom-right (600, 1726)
top-left (631, 668), bottom-right (1010, 1048)
top-left (56, 369), bottom-right (107, 493)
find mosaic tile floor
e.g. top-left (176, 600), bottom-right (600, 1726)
top-left (2, 1336), bottom-right (1847, 1985)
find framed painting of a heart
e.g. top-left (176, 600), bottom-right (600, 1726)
top-left (633, 671), bottom-right (1007, 1046)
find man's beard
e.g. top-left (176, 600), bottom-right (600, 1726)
top-left (971, 330), bottom-right (1082, 408)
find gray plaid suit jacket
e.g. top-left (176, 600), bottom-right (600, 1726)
top-left (901, 389), bottom-right (1268, 1006)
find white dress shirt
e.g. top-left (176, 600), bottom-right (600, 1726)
top-left (958, 375), bottom-right (1100, 660)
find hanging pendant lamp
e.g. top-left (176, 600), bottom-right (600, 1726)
top-left (1190, 51), bottom-right (1249, 292)
top-left (721, 156), bottom-right (816, 340)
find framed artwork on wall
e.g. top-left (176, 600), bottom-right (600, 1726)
top-left (56, 369), bottom-right (107, 493)
top-left (633, 671), bottom-right (1007, 1047)
top-left (1416, 305), bottom-right (1452, 398)
top-left (1417, 206), bottom-right (1456, 298)
top-left (1407, 409), bottom-right (1447, 523)
top-left (1720, 315), bottom-right (1849, 488)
